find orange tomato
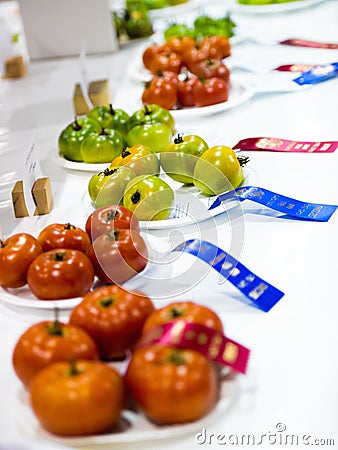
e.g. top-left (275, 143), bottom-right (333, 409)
top-left (30, 360), bottom-right (124, 436)
top-left (142, 301), bottom-right (224, 335)
top-left (69, 285), bottom-right (154, 360)
top-left (12, 319), bottom-right (99, 388)
top-left (125, 345), bottom-right (219, 424)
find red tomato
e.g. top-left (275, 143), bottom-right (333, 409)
top-left (85, 205), bottom-right (139, 242)
top-left (125, 345), bottom-right (219, 424)
top-left (188, 59), bottom-right (230, 83)
top-left (201, 35), bottom-right (231, 59)
top-left (37, 223), bottom-right (91, 254)
top-left (177, 72), bottom-right (198, 107)
top-left (152, 70), bottom-right (179, 86)
top-left (88, 228), bottom-right (148, 285)
top-left (142, 78), bottom-right (178, 111)
top-left (182, 44), bottom-right (211, 72)
top-left (142, 301), bottom-right (224, 335)
top-left (30, 360), bottom-right (124, 436)
top-left (192, 77), bottom-right (229, 107)
top-left (142, 44), bottom-right (170, 71)
top-left (27, 249), bottom-right (94, 300)
top-left (69, 285), bottom-right (154, 360)
top-left (12, 319), bottom-right (99, 388)
top-left (148, 50), bottom-right (182, 75)
top-left (165, 36), bottom-right (195, 55)
top-left (0, 233), bottom-right (42, 288)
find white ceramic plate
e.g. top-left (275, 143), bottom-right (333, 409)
top-left (82, 167), bottom-right (253, 230)
top-left (16, 375), bottom-right (239, 446)
top-left (109, 0), bottom-right (201, 19)
top-left (228, 0), bottom-right (326, 14)
top-left (0, 234), bottom-right (169, 312)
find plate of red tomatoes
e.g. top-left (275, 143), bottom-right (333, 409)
top-left (16, 370), bottom-right (239, 445)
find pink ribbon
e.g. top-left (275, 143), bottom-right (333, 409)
top-left (233, 137), bottom-right (338, 153)
top-left (138, 320), bottom-right (250, 374)
top-left (280, 39), bottom-right (338, 50)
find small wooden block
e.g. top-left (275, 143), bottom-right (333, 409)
top-left (32, 177), bottom-right (53, 215)
top-left (4, 55), bottom-right (27, 79)
top-left (73, 83), bottom-right (90, 115)
top-left (11, 180), bottom-right (29, 218)
top-left (89, 79), bottom-right (110, 107)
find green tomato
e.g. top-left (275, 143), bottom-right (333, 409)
top-left (123, 175), bottom-right (174, 221)
top-left (145, 0), bottom-right (168, 9)
top-left (126, 122), bottom-right (173, 153)
top-left (87, 104), bottom-right (130, 139)
top-left (126, 0), bottom-right (147, 10)
top-left (128, 104), bottom-right (175, 133)
top-left (160, 134), bottom-right (209, 184)
top-left (125, 8), bottom-right (153, 38)
top-left (164, 23), bottom-right (195, 40)
top-left (193, 146), bottom-right (244, 196)
top-left (58, 117), bottom-right (101, 162)
top-left (88, 166), bottom-right (136, 208)
top-left (81, 128), bottom-right (126, 164)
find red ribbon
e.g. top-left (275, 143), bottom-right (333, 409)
top-left (137, 320), bottom-right (250, 374)
top-left (233, 137), bottom-right (338, 153)
top-left (279, 39), bottom-right (338, 50)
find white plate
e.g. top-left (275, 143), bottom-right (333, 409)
top-left (16, 375), bottom-right (239, 446)
top-left (109, 0), bottom-right (201, 19)
top-left (0, 234), bottom-right (169, 312)
top-left (228, 0), bottom-right (326, 14)
top-left (82, 167), bottom-right (253, 230)
top-left (54, 148), bottom-right (110, 172)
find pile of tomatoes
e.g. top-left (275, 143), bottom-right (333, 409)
top-left (142, 35), bottom-right (231, 109)
top-left (0, 205), bottom-right (147, 299)
top-left (12, 298), bottom-right (226, 436)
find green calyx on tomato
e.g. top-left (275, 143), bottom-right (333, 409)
top-left (126, 122), bottom-right (173, 153)
top-left (58, 117), bottom-right (101, 162)
top-left (88, 166), bottom-right (136, 208)
top-left (160, 134), bottom-right (209, 184)
top-left (81, 128), bottom-right (126, 164)
top-left (87, 105), bottom-right (131, 139)
top-left (110, 144), bottom-right (160, 176)
top-left (128, 104), bottom-right (175, 133)
top-left (193, 145), bottom-right (246, 196)
top-left (123, 174), bottom-right (174, 221)
top-left (164, 23), bottom-right (195, 40)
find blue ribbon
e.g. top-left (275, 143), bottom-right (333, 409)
top-left (208, 186), bottom-right (337, 222)
top-left (172, 239), bottom-right (284, 312)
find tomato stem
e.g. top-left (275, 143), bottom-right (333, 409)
top-left (72, 117), bottom-right (82, 131)
top-left (105, 210), bottom-right (117, 221)
top-left (144, 104), bottom-right (151, 116)
top-left (53, 251), bottom-right (66, 261)
top-left (130, 190), bottom-right (141, 205)
top-left (0, 240), bottom-right (5, 248)
top-left (100, 128), bottom-right (109, 136)
top-left (64, 223), bottom-right (75, 230)
top-left (99, 297), bottom-right (115, 308)
top-left (103, 168), bottom-right (118, 177)
top-left (46, 307), bottom-right (64, 336)
top-left (237, 155), bottom-right (250, 167)
top-left (109, 104), bottom-right (116, 115)
top-left (170, 307), bottom-right (184, 318)
top-left (106, 230), bottom-right (119, 241)
top-left (168, 350), bottom-right (185, 365)
top-left (68, 359), bottom-right (81, 376)
top-left (121, 149), bottom-right (131, 158)
top-left (174, 134), bottom-right (184, 145)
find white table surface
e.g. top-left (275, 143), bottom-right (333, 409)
top-left (0, 0), bottom-right (337, 449)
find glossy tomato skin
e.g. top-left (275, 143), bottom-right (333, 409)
top-left (128, 104), bottom-right (175, 134)
top-left (69, 285), bottom-right (154, 360)
top-left (177, 73), bottom-right (198, 107)
top-left (191, 77), bottom-right (229, 107)
top-left (123, 175), bottom-right (175, 221)
top-left (142, 78), bottom-right (177, 111)
top-left (12, 320), bottom-right (99, 388)
top-left (142, 44), bottom-right (170, 71)
top-left (0, 233), bottom-right (43, 288)
top-left (88, 228), bottom-right (148, 285)
top-left (27, 249), bottom-right (94, 300)
top-left (201, 35), bottom-right (231, 59)
top-left (37, 223), bottom-right (91, 254)
top-left (30, 360), bottom-right (124, 436)
top-left (126, 122), bottom-right (173, 153)
top-left (85, 205), bottom-right (139, 242)
top-left (188, 59), bottom-right (230, 84)
top-left (142, 301), bottom-right (224, 335)
top-left (80, 128), bottom-right (126, 164)
top-left (193, 145), bottom-right (244, 196)
top-left (125, 345), bottom-right (220, 424)
top-left (147, 50), bottom-right (182, 75)
top-left (160, 134), bottom-right (209, 184)
top-left (110, 145), bottom-right (160, 177)
top-left (165, 36), bottom-right (195, 55)
top-left (87, 104), bottom-right (130, 139)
